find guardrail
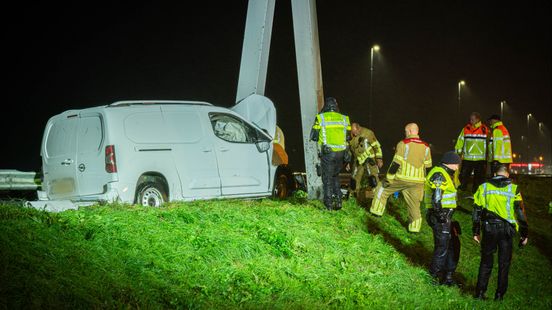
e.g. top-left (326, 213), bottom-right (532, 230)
top-left (0, 170), bottom-right (40, 190)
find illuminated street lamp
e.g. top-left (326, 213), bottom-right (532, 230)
top-left (500, 100), bottom-right (506, 120)
top-left (457, 80), bottom-right (466, 119)
top-left (368, 44), bottom-right (380, 127)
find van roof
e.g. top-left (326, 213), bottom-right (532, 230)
top-left (107, 100), bottom-right (213, 107)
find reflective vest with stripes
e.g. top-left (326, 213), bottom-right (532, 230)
top-left (312, 112), bottom-right (351, 152)
top-left (474, 181), bottom-right (522, 231)
top-left (424, 166), bottom-right (457, 209)
top-left (455, 122), bottom-right (488, 161)
top-left (488, 121), bottom-right (512, 163)
top-left (391, 137), bottom-right (432, 183)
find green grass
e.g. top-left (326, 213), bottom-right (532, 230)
top-left (1, 179), bottom-right (551, 309)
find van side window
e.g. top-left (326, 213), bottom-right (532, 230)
top-left (209, 113), bottom-right (257, 143)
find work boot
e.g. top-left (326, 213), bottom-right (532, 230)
top-left (442, 272), bottom-right (456, 286)
top-left (474, 290), bottom-right (487, 300)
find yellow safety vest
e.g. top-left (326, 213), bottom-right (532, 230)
top-left (488, 121), bottom-right (513, 163)
top-left (474, 182), bottom-right (522, 231)
top-left (312, 112), bottom-right (351, 152)
top-left (424, 166), bottom-right (457, 209)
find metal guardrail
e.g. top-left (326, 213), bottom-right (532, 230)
top-left (0, 170), bottom-right (40, 190)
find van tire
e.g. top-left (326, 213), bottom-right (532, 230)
top-left (136, 182), bottom-right (167, 207)
top-left (273, 174), bottom-right (289, 200)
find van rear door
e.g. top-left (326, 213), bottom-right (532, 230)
top-left (76, 114), bottom-right (112, 197)
top-left (43, 115), bottom-right (78, 199)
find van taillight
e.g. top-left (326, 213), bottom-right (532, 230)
top-left (105, 145), bottom-right (117, 173)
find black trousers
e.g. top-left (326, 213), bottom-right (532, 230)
top-left (459, 160), bottom-right (486, 192)
top-left (427, 210), bottom-right (458, 276)
top-left (476, 221), bottom-right (514, 297)
top-left (320, 150), bottom-right (345, 209)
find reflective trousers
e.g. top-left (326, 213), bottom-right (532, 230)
top-left (320, 150), bottom-right (345, 209)
top-left (476, 220), bottom-right (514, 298)
top-left (459, 160), bottom-right (486, 193)
top-left (370, 179), bottom-right (424, 232)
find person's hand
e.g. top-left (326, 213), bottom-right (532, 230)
top-left (345, 163), bottom-right (351, 172)
top-left (473, 235), bottom-right (481, 244)
top-left (376, 159), bottom-right (383, 168)
top-left (520, 237), bottom-right (528, 246)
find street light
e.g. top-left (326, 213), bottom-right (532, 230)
top-left (457, 80), bottom-right (465, 120)
top-left (500, 100), bottom-right (506, 120)
top-left (368, 44), bottom-right (380, 128)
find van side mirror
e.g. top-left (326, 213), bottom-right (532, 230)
top-left (256, 141), bottom-right (271, 153)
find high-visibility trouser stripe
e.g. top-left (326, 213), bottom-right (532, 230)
top-left (409, 218), bottom-right (422, 232)
top-left (370, 187), bottom-right (387, 216)
top-left (463, 155), bottom-right (486, 160)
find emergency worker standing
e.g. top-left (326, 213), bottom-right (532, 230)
top-left (310, 97), bottom-right (351, 210)
top-left (455, 112), bottom-right (488, 192)
top-left (370, 123), bottom-right (432, 232)
top-left (425, 151), bottom-right (462, 285)
top-left (473, 164), bottom-right (528, 301)
top-left (487, 115), bottom-right (513, 174)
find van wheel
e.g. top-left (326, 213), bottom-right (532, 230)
top-left (273, 174), bottom-right (289, 200)
top-left (136, 182), bottom-right (167, 207)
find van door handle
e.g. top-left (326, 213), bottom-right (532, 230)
top-left (202, 148), bottom-right (213, 153)
top-left (61, 159), bottom-right (74, 166)
top-left (219, 147), bottom-right (230, 152)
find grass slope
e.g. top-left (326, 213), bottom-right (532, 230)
top-left (1, 183), bottom-right (551, 309)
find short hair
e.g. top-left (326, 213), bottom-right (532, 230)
top-left (495, 163), bottom-right (509, 174)
top-left (470, 112), bottom-right (481, 120)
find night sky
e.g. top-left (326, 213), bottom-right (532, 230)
top-left (3, 1), bottom-right (551, 172)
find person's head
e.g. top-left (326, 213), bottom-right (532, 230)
top-left (469, 112), bottom-right (481, 125)
top-left (404, 123), bottom-right (419, 137)
top-left (487, 114), bottom-right (501, 126)
top-left (440, 151), bottom-right (461, 171)
top-left (494, 163), bottom-right (510, 177)
top-left (322, 96), bottom-right (339, 112)
top-left (351, 123), bottom-right (361, 136)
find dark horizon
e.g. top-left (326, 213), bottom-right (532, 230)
top-left (3, 1), bottom-right (551, 172)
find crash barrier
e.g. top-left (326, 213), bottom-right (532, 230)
top-left (0, 170), bottom-right (40, 190)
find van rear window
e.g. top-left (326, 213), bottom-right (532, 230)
top-left (46, 118), bottom-right (77, 157)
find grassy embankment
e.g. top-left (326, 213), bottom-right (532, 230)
top-left (1, 176), bottom-right (551, 309)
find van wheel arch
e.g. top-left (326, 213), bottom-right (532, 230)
top-left (135, 173), bottom-right (169, 206)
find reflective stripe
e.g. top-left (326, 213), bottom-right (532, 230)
top-left (320, 114), bottom-right (327, 145)
top-left (441, 200), bottom-right (456, 205)
top-left (443, 193), bottom-right (457, 199)
top-left (404, 144), bottom-right (410, 160)
top-left (506, 184), bottom-right (513, 223)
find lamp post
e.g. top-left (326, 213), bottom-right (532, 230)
top-left (457, 80), bottom-right (465, 120)
top-left (527, 114), bottom-right (532, 161)
top-left (500, 100), bottom-right (506, 121)
top-left (369, 44), bottom-right (380, 128)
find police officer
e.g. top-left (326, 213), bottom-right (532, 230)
top-left (310, 97), bottom-right (351, 210)
top-left (370, 123), bottom-right (432, 232)
top-left (472, 163), bottom-right (528, 300)
top-left (424, 151), bottom-right (461, 285)
top-left (349, 123), bottom-right (383, 200)
top-left (455, 112), bottom-right (489, 192)
top-left (487, 115), bottom-right (513, 174)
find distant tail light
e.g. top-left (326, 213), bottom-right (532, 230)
top-left (105, 145), bottom-right (117, 173)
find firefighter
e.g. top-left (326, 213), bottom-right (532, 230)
top-left (370, 123), bottom-right (432, 232)
top-left (455, 112), bottom-right (489, 192)
top-left (348, 123), bottom-right (383, 200)
top-left (487, 115), bottom-right (513, 174)
top-left (310, 97), bottom-right (351, 210)
top-left (424, 151), bottom-right (461, 285)
top-left (473, 163), bottom-right (528, 300)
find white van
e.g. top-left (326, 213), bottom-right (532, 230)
top-left (39, 95), bottom-right (286, 206)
